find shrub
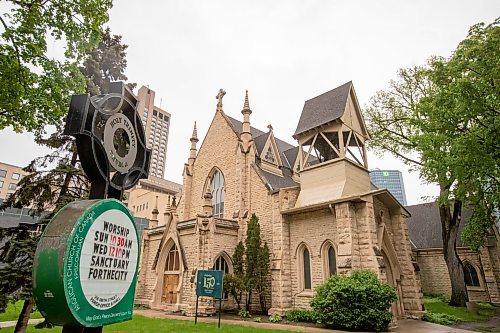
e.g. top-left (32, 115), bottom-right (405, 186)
top-left (423, 311), bottom-right (460, 325)
top-left (253, 316), bottom-right (262, 323)
top-left (310, 270), bottom-right (397, 332)
top-left (284, 309), bottom-right (315, 323)
top-left (238, 308), bottom-right (251, 318)
top-left (269, 313), bottom-right (282, 323)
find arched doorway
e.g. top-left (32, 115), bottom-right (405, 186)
top-left (382, 250), bottom-right (404, 317)
top-left (162, 243), bottom-right (181, 304)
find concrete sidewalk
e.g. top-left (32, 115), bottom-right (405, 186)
top-left (0, 318), bottom-right (44, 328)
top-left (135, 309), bottom-right (476, 333)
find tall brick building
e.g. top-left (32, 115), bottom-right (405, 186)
top-left (136, 82), bottom-right (423, 318)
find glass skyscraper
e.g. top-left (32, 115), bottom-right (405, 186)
top-left (370, 169), bottom-right (407, 206)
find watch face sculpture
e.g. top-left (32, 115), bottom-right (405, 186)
top-left (64, 82), bottom-right (151, 199)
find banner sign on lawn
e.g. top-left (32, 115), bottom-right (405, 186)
top-left (196, 270), bottom-right (224, 299)
top-left (33, 199), bottom-right (140, 327)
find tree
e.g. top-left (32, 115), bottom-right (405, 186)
top-left (0, 27), bottom-right (134, 332)
top-left (256, 242), bottom-right (270, 313)
top-left (365, 19), bottom-right (499, 307)
top-left (223, 241), bottom-right (245, 310)
top-left (0, 225), bottom-right (39, 332)
top-left (244, 214), bottom-right (270, 313)
top-left (0, 0), bottom-right (113, 138)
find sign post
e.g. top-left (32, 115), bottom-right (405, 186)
top-left (33, 82), bottom-right (151, 332)
top-left (195, 270), bottom-right (224, 328)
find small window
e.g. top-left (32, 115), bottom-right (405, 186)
top-left (464, 262), bottom-right (480, 287)
top-left (210, 170), bottom-right (225, 218)
top-left (0, 169), bottom-right (6, 177)
top-left (8, 183), bottom-right (17, 190)
top-left (159, 113), bottom-right (163, 120)
top-left (165, 244), bottom-right (180, 271)
top-left (265, 146), bottom-right (275, 163)
top-left (327, 246), bottom-right (337, 277)
top-left (0, 180), bottom-right (3, 188)
top-left (12, 173), bottom-right (20, 180)
top-left (213, 256), bottom-right (230, 273)
top-left (153, 110), bottom-right (158, 116)
top-left (303, 247), bottom-right (312, 290)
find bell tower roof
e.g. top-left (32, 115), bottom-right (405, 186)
top-left (293, 81), bottom-right (353, 138)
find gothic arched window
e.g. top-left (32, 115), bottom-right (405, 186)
top-left (213, 256), bottom-right (230, 273)
top-left (165, 244), bottom-right (180, 272)
top-left (327, 245), bottom-right (337, 277)
top-left (463, 262), bottom-right (480, 287)
top-left (213, 255), bottom-right (231, 299)
top-left (210, 170), bottom-right (225, 218)
top-left (302, 247), bottom-right (312, 290)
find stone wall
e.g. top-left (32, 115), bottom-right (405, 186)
top-left (135, 228), bottom-right (163, 305)
top-left (288, 208), bottom-right (338, 309)
top-left (415, 247), bottom-right (493, 302)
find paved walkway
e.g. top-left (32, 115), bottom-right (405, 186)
top-left (135, 309), bottom-right (476, 333)
top-left (0, 311), bottom-right (476, 332)
top-left (0, 318), bottom-right (44, 328)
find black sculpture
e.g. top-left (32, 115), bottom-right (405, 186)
top-left (64, 82), bottom-right (151, 200)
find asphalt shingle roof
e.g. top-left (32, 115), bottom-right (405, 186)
top-left (406, 202), bottom-right (471, 248)
top-left (294, 81), bottom-right (352, 138)
top-left (226, 116), bottom-right (298, 190)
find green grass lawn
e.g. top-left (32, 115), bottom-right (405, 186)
top-left (0, 315), bottom-right (293, 333)
top-left (0, 301), bottom-right (42, 322)
top-left (424, 296), bottom-right (496, 322)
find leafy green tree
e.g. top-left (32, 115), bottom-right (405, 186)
top-left (419, 19), bottom-right (499, 250)
top-left (0, 27), bottom-right (133, 332)
top-left (0, 0), bottom-right (113, 138)
top-left (365, 19), bottom-right (499, 307)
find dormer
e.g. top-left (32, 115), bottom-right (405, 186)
top-left (293, 82), bottom-right (371, 207)
top-left (256, 125), bottom-right (283, 176)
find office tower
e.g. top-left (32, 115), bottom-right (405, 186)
top-left (370, 169), bottom-right (408, 205)
top-left (136, 86), bottom-right (171, 178)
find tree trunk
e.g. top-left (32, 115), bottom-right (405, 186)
top-left (246, 289), bottom-right (252, 312)
top-left (439, 197), bottom-right (468, 307)
top-left (14, 297), bottom-right (34, 333)
top-left (58, 150), bottom-right (78, 200)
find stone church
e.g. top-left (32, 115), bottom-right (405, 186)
top-left (135, 82), bottom-right (424, 318)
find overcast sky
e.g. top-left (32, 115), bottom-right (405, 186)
top-left (1, 0), bottom-right (498, 205)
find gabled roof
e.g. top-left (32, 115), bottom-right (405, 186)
top-left (254, 132), bottom-right (271, 156)
top-left (406, 202), bottom-right (471, 248)
top-left (225, 116), bottom-right (298, 189)
top-left (294, 81), bottom-right (352, 138)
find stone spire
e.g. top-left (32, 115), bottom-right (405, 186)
top-left (241, 90), bottom-right (253, 152)
top-left (189, 121), bottom-right (198, 165)
top-left (164, 195), bottom-right (171, 214)
top-left (149, 195), bottom-right (159, 228)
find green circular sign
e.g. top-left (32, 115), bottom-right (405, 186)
top-left (33, 199), bottom-right (140, 327)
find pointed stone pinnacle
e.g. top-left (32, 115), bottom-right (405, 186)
top-left (244, 90), bottom-right (250, 110)
top-left (191, 121), bottom-right (198, 140)
top-left (165, 195), bottom-right (171, 213)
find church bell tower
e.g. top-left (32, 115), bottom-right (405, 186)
top-left (293, 81), bottom-right (370, 207)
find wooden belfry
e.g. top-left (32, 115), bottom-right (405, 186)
top-left (293, 81), bottom-right (369, 171)
top-left (293, 81), bottom-right (371, 207)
